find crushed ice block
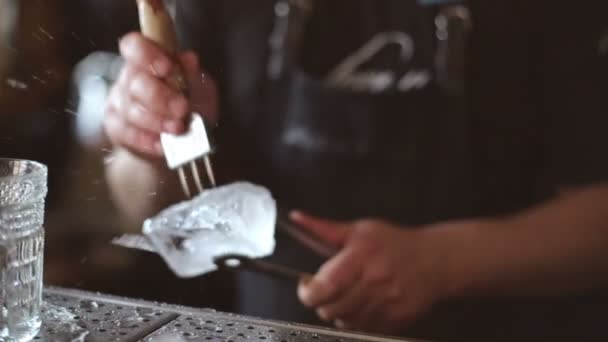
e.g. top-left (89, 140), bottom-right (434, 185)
top-left (142, 181), bottom-right (277, 278)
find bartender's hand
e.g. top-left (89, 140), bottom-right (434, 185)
top-left (104, 32), bottom-right (218, 159)
top-left (292, 212), bottom-right (443, 335)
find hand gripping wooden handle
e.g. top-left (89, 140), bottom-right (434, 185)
top-left (136, 0), bottom-right (187, 91)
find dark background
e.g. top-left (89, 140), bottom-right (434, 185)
top-left (2, 1), bottom-right (608, 342)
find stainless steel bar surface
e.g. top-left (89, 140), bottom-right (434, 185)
top-left (35, 287), bottom-right (422, 342)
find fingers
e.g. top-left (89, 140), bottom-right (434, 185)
top-left (296, 220), bottom-right (430, 335)
top-left (290, 211), bottom-right (351, 246)
top-left (179, 50), bottom-right (199, 74)
top-left (128, 69), bottom-right (189, 121)
top-left (119, 32), bottom-right (173, 78)
top-left (104, 107), bottom-right (163, 158)
top-left (338, 295), bottom-right (385, 332)
top-left (298, 245), bottom-right (362, 308)
top-left (310, 254), bottom-right (390, 324)
top-left (106, 32), bottom-right (221, 161)
top-left (315, 279), bottom-right (369, 322)
top-left (108, 67), bottom-right (186, 132)
top-left (105, 32), bottom-right (203, 159)
top-left (119, 33), bottom-right (190, 121)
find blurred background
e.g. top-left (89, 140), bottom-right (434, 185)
top-left (2, 1), bottom-right (608, 341)
top-left (0, 0), bottom-right (235, 312)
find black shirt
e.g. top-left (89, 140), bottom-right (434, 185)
top-left (176, 0), bottom-right (608, 223)
top-left (174, 1), bottom-right (608, 340)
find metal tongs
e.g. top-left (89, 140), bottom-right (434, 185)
top-left (213, 210), bottom-right (339, 282)
top-left (213, 254), bottom-right (311, 282)
top-left (136, 0), bottom-right (216, 198)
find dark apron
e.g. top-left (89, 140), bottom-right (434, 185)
top-left (236, 0), bottom-right (474, 328)
top-left (257, 0), bottom-right (474, 224)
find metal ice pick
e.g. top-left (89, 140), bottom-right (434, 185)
top-left (137, 0), bottom-right (216, 198)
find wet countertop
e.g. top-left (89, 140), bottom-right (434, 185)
top-left (37, 287), bottom-right (417, 342)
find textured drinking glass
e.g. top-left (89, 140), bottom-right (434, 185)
top-left (0, 159), bottom-right (47, 341)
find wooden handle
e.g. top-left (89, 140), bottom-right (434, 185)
top-left (136, 0), bottom-right (186, 91)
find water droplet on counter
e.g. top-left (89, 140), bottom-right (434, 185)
top-left (79, 300), bottom-right (98, 310)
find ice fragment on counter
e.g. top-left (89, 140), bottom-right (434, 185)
top-left (41, 302), bottom-right (90, 342)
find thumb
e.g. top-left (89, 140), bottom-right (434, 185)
top-left (290, 211), bottom-right (350, 247)
top-left (178, 51), bottom-right (219, 123)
